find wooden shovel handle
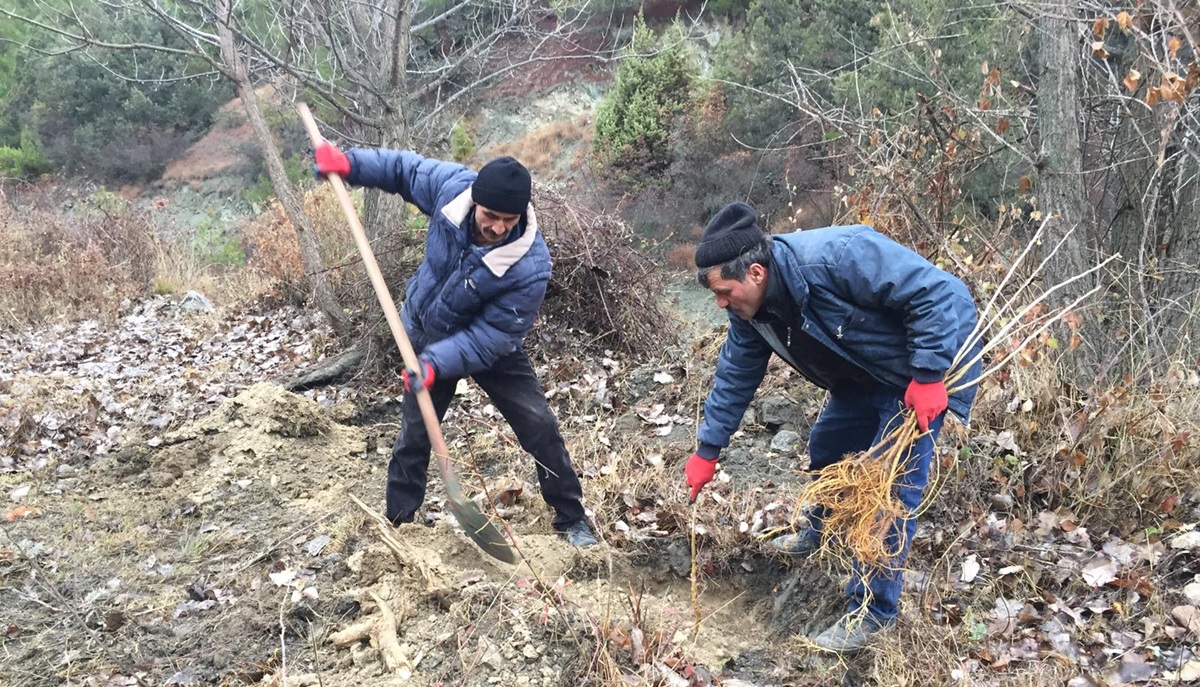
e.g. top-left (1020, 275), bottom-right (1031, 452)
top-left (297, 104), bottom-right (460, 497)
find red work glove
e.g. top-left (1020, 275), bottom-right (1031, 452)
top-left (314, 141), bottom-right (351, 178)
top-left (904, 379), bottom-right (948, 432)
top-left (401, 360), bottom-right (436, 394)
top-left (685, 453), bottom-right (718, 502)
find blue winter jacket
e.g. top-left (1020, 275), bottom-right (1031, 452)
top-left (697, 226), bottom-right (982, 451)
top-left (344, 149), bottom-right (551, 380)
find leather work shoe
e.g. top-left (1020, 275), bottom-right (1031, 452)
top-left (562, 520), bottom-right (599, 548)
top-left (770, 531), bottom-right (820, 557)
top-left (810, 615), bottom-right (895, 653)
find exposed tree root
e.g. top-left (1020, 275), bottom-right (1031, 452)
top-left (284, 337), bottom-right (372, 391)
top-left (368, 591), bottom-right (413, 678)
top-left (329, 618), bottom-right (375, 648)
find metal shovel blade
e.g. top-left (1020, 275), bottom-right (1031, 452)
top-left (447, 496), bottom-right (517, 564)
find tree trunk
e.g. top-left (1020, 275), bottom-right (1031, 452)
top-left (1036, 4), bottom-right (1102, 378)
top-left (361, 0), bottom-right (415, 241)
top-left (215, 0), bottom-right (345, 328)
top-left (362, 108), bottom-right (414, 242)
top-left (1153, 140), bottom-right (1200, 355)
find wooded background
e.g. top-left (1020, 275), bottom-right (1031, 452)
top-left (2, 0), bottom-right (1198, 383)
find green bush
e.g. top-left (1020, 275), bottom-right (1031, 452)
top-left (592, 13), bottom-right (698, 185)
top-left (191, 215), bottom-right (246, 267)
top-left (8, 11), bottom-right (232, 182)
top-left (243, 153), bottom-right (310, 208)
top-left (0, 130), bottom-right (50, 180)
top-left (450, 123), bottom-right (475, 162)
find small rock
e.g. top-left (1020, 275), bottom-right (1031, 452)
top-left (760, 396), bottom-right (796, 428)
top-left (1185, 580), bottom-right (1200, 604)
top-left (481, 647), bottom-right (504, 669)
top-left (523, 644), bottom-right (540, 661)
top-left (770, 430), bottom-right (801, 453)
top-left (1171, 531), bottom-right (1200, 550)
top-left (179, 290), bottom-right (214, 312)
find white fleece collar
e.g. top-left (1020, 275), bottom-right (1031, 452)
top-left (440, 188), bottom-right (538, 278)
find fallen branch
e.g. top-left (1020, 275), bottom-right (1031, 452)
top-left (284, 338), bottom-right (372, 391)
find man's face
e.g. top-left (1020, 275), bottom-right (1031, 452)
top-left (705, 263), bottom-right (768, 321)
top-left (472, 205), bottom-right (521, 246)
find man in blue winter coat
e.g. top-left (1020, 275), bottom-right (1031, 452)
top-left (314, 142), bottom-right (597, 548)
top-left (684, 202), bottom-right (981, 652)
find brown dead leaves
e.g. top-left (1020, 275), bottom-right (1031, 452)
top-left (2, 504), bottom-right (40, 522)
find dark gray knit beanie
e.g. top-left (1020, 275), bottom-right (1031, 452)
top-left (694, 202), bottom-right (765, 268)
top-left (472, 157), bottom-right (531, 215)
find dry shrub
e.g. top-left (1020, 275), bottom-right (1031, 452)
top-left (533, 187), bottom-right (677, 358)
top-left (484, 116), bottom-right (592, 179)
top-left (242, 187), bottom-right (358, 300)
top-left (240, 184), bottom-right (426, 317)
top-left (0, 185), bottom-right (157, 328)
top-left (151, 238), bottom-right (221, 297)
top-left (963, 353), bottom-right (1200, 528)
top-left (665, 243), bottom-right (696, 272)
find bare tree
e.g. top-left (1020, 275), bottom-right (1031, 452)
top-left (215, 0), bottom-right (597, 234)
top-left (1073, 0), bottom-right (1200, 369)
top-left (214, 0), bottom-right (345, 326)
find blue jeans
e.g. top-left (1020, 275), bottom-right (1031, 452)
top-left (805, 384), bottom-right (944, 624)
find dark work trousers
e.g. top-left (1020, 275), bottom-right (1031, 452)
top-left (805, 383), bottom-right (945, 625)
top-left (386, 349), bottom-right (586, 530)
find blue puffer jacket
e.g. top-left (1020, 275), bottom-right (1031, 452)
top-left (697, 226), bottom-right (982, 450)
top-left (344, 149), bottom-right (551, 380)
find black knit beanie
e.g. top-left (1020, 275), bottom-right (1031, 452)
top-left (472, 157), bottom-right (531, 215)
top-left (694, 202), bottom-right (765, 268)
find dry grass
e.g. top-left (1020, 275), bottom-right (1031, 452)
top-left (864, 620), bottom-right (1080, 686)
top-left (0, 188), bottom-right (155, 328)
top-left (665, 243), bottom-right (696, 272)
top-left (484, 116), bottom-right (592, 179)
top-left (0, 182), bottom-right (348, 330)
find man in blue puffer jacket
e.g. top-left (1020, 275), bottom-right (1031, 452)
top-left (314, 142), bottom-right (597, 548)
top-left (683, 202), bottom-right (981, 652)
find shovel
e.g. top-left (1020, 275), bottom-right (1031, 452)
top-left (297, 103), bottom-right (517, 565)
